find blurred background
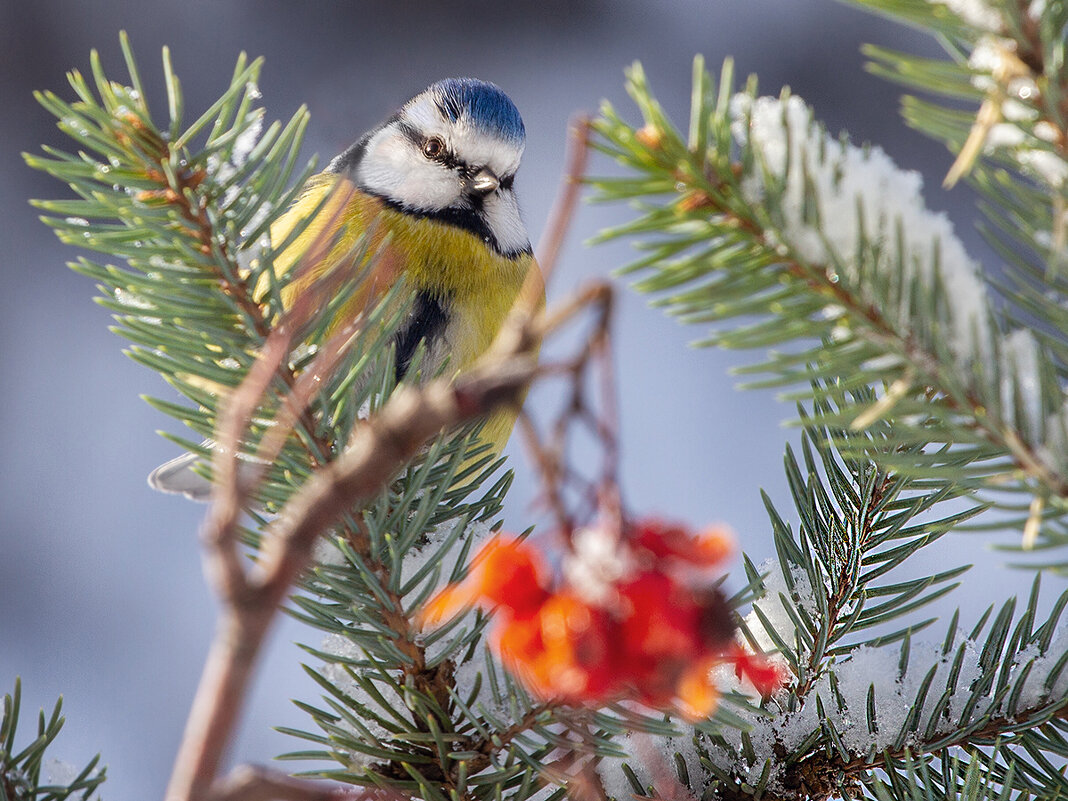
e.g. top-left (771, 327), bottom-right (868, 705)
top-left (0, 1), bottom-right (1033, 797)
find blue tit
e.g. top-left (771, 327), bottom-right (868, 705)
top-left (150, 78), bottom-right (543, 499)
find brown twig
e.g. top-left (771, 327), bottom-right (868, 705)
top-left (535, 115), bottom-right (592, 283)
top-left (517, 280), bottom-right (619, 541)
top-left (210, 765), bottom-right (403, 801)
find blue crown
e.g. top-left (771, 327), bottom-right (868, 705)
top-left (425, 78), bottom-right (525, 144)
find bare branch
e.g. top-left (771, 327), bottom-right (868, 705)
top-left (200, 183), bottom-right (360, 608)
top-left (517, 280), bottom-right (618, 540)
top-left (210, 765), bottom-right (403, 801)
top-left (203, 330), bottom-right (291, 604)
top-left (536, 115), bottom-right (592, 282)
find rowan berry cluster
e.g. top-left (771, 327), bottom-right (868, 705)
top-left (423, 519), bottom-right (781, 719)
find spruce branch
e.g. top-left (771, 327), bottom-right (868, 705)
top-left (590, 54), bottom-right (1068, 551)
top-left (26, 33), bottom-right (609, 801)
top-left (167, 119), bottom-right (595, 801)
top-left (0, 679), bottom-right (106, 801)
top-left (609, 387), bottom-right (1068, 801)
top-left (849, 0), bottom-right (1068, 359)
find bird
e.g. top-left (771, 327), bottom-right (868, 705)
top-left (149, 77), bottom-right (543, 499)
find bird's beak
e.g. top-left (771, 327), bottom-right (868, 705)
top-left (468, 167), bottom-right (499, 197)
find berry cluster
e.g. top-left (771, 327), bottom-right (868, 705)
top-left (423, 519), bottom-right (781, 719)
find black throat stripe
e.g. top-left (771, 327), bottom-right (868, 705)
top-left (326, 129), bottom-right (532, 259)
top-left (372, 192), bottom-right (532, 260)
top-left (394, 290), bottom-right (450, 384)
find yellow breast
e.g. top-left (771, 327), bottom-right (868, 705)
top-left (264, 174), bottom-right (543, 457)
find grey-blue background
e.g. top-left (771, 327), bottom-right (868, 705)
top-left (0, 1), bottom-right (1035, 798)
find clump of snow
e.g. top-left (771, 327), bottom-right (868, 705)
top-left (967, 37), bottom-right (1006, 92)
top-left (210, 110), bottom-right (264, 187)
top-left (1017, 149), bottom-right (1068, 188)
top-left (928, 0), bottom-right (1003, 30)
top-left (998, 328), bottom-right (1043, 434)
top-left (239, 201), bottom-right (275, 239)
top-left (452, 641), bottom-right (509, 719)
top-left (1034, 121), bottom-right (1061, 143)
top-left (743, 559), bottom-right (818, 654)
top-left (827, 641), bottom-right (982, 752)
top-left (232, 108), bottom-right (264, 168)
top-left (113, 286), bottom-right (155, 310)
top-left (968, 38), bottom-right (1068, 188)
top-left (399, 517), bottom-right (494, 591)
top-left (43, 759), bottom-right (81, 786)
top-left (311, 534), bottom-right (347, 566)
top-left (1039, 397), bottom-right (1068, 472)
top-left (563, 524), bottom-right (636, 605)
top-left (729, 93), bottom-right (992, 364)
top-left (985, 122), bottom-right (1027, 150)
top-left (1014, 627), bottom-right (1068, 708)
top-left (596, 730), bottom-right (707, 801)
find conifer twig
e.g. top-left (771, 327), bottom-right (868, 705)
top-left (166, 114), bottom-right (597, 801)
top-left (167, 300), bottom-right (545, 801)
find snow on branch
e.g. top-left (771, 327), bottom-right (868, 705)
top-left (728, 91), bottom-right (992, 366)
top-left (592, 56), bottom-right (1068, 545)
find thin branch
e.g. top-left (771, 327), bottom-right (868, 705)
top-left (535, 115), bottom-right (592, 282)
top-left (518, 282), bottom-right (615, 538)
top-left (201, 183), bottom-right (359, 606)
top-left (209, 765), bottom-right (403, 801)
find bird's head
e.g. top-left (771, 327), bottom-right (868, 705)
top-left (331, 78), bottom-right (530, 257)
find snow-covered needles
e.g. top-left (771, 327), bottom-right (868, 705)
top-left (593, 57), bottom-right (1068, 542)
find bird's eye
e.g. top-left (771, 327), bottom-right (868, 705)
top-left (421, 137), bottom-right (446, 160)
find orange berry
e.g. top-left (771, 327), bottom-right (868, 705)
top-left (473, 538), bottom-right (550, 614)
top-left (675, 658), bottom-right (720, 721)
top-left (728, 644), bottom-right (785, 697)
top-left (631, 519), bottom-right (733, 567)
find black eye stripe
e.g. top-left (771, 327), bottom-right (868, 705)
top-left (400, 127), bottom-right (460, 169)
top-left (395, 122), bottom-right (517, 186)
top-left (397, 121), bottom-right (423, 147)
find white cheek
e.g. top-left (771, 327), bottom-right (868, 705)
top-left (483, 190), bottom-right (530, 254)
top-left (357, 131), bottom-right (460, 211)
